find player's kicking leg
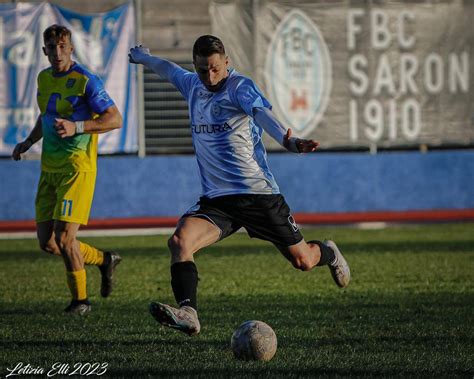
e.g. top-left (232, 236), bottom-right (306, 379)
top-left (276, 239), bottom-right (351, 288)
top-left (322, 240), bottom-right (351, 288)
top-left (149, 216), bottom-right (220, 336)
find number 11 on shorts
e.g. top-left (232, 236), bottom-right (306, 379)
top-left (62, 199), bottom-right (73, 216)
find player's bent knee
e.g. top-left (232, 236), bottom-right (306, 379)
top-left (168, 234), bottom-right (194, 261)
top-left (54, 233), bottom-right (74, 254)
top-left (168, 234), bottom-right (181, 251)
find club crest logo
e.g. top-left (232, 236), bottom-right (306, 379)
top-left (264, 9), bottom-right (332, 137)
top-left (197, 89), bottom-right (213, 99)
top-left (66, 78), bottom-right (76, 88)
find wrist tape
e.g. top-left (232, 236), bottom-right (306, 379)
top-left (287, 137), bottom-right (300, 153)
top-left (75, 121), bottom-right (85, 134)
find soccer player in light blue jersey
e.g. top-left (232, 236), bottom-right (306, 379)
top-left (129, 35), bottom-right (350, 336)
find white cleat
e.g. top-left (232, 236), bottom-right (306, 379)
top-left (324, 240), bottom-right (351, 288)
top-left (149, 302), bottom-right (201, 336)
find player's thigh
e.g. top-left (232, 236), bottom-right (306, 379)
top-left (172, 216), bottom-right (221, 253)
top-left (180, 197), bottom-right (243, 244)
top-left (53, 171), bottom-right (97, 225)
top-left (240, 195), bottom-right (303, 246)
top-left (35, 172), bottom-right (57, 223)
top-left (54, 221), bottom-right (81, 243)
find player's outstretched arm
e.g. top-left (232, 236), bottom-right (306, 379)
top-left (11, 116), bottom-right (43, 161)
top-left (282, 128), bottom-right (319, 154)
top-left (253, 107), bottom-right (319, 153)
top-left (55, 105), bottom-right (122, 138)
top-left (128, 45), bottom-right (181, 82)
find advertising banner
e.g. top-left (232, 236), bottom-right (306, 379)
top-left (0, 1), bottom-right (137, 155)
top-left (211, 0), bottom-right (473, 150)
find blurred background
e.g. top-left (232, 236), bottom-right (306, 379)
top-left (0, 0), bottom-right (473, 229)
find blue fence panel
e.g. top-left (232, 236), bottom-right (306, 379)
top-left (1, 150), bottom-right (473, 221)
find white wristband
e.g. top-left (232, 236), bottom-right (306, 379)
top-left (75, 121), bottom-right (85, 134)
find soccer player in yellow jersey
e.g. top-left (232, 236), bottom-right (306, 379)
top-left (12, 24), bottom-right (123, 316)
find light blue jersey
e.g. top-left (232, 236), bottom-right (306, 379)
top-left (168, 67), bottom-right (280, 198)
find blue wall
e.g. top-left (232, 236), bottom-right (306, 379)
top-left (1, 150), bottom-right (473, 221)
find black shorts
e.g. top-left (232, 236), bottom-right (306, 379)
top-left (182, 194), bottom-right (303, 247)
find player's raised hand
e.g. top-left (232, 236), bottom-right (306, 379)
top-left (283, 128), bottom-right (319, 153)
top-left (11, 139), bottom-right (33, 161)
top-left (129, 45), bottom-right (150, 64)
top-left (55, 118), bottom-right (76, 138)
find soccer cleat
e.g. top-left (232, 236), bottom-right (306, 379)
top-left (64, 300), bottom-right (91, 316)
top-left (324, 240), bottom-right (351, 288)
top-left (149, 301), bottom-right (201, 336)
top-left (99, 251), bottom-right (122, 298)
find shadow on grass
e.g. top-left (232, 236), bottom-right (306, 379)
top-left (1, 291), bottom-right (472, 377)
top-left (2, 291), bottom-right (472, 319)
top-left (0, 337), bottom-right (227, 349)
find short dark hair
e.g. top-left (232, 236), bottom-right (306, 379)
top-left (192, 35), bottom-right (225, 61)
top-left (43, 24), bottom-right (72, 44)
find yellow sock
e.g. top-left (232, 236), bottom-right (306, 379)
top-left (66, 270), bottom-right (88, 301)
top-left (79, 242), bottom-right (104, 266)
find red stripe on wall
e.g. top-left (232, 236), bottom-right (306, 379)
top-left (1, 209), bottom-right (473, 232)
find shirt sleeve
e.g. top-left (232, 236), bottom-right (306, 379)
top-left (85, 74), bottom-right (115, 114)
top-left (169, 68), bottom-right (196, 101)
top-left (141, 55), bottom-right (195, 100)
top-left (233, 78), bottom-right (272, 116)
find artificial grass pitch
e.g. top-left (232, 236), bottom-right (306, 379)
top-left (1, 223), bottom-right (473, 378)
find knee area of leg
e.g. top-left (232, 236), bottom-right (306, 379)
top-left (54, 233), bottom-right (73, 251)
top-left (168, 233), bottom-right (190, 251)
top-left (168, 234), bottom-right (195, 261)
top-left (168, 234), bottom-right (179, 250)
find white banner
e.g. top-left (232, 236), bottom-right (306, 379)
top-left (0, 1), bottom-right (138, 155)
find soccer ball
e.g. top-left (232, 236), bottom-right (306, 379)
top-left (231, 320), bottom-right (277, 361)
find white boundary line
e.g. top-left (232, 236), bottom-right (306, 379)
top-left (0, 228), bottom-right (176, 240)
top-left (0, 222), bottom-right (389, 240)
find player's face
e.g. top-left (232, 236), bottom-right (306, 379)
top-left (43, 35), bottom-right (74, 73)
top-left (194, 53), bottom-right (229, 92)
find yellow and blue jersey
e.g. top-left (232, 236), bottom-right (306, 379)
top-left (37, 62), bottom-right (114, 172)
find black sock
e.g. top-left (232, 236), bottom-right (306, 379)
top-left (312, 240), bottom-right (336, 266)
top-left (170, 261), bottom-right (198, 311)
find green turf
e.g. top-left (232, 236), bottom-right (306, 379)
top-left (1, 223), bottom-right (473, 378)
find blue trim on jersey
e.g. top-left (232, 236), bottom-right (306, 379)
top-left (82, 67), bottom-right (114, 114)
top-left (249, 119), bottom-right (279, 192)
